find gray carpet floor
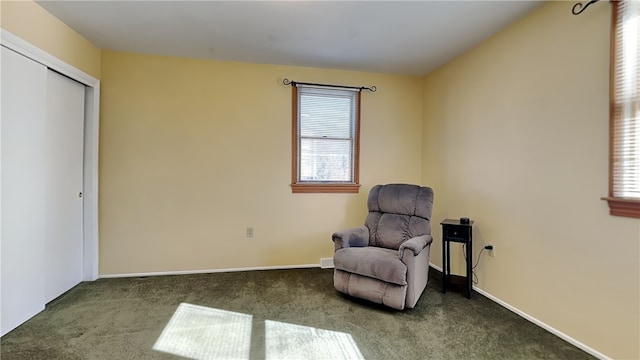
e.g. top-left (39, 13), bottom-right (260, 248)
top-left (1, 268), bottom-right (595, 360)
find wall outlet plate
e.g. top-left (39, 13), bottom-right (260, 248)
top-left (320, 258), bottom-right (334, 269)
top-left (487, 244), bottom-right (495, 257)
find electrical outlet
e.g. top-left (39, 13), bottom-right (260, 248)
top-left (246, 227), bottom-right (254, 237)
top-left (320, 258), bottom-right (334, 269)
top-left (487, 243), bottom-right (495, 257)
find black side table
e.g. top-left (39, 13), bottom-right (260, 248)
top-left (441, 219), bottom-right (474, 299)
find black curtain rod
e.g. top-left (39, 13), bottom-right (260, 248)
top-left (282, 78), bottom-right (376, 92)
top-left (572, 0), bottom-right (601, 15)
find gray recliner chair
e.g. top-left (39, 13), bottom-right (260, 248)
top-left (332, 184), bottom-right (434, 310)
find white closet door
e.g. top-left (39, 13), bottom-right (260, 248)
top-left (1, 46), bottom-right (48, 336)
top-left (43, 70), bottom-right (85, 303)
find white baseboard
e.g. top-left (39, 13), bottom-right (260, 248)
top-left (428, 263), bottom-right (610, 360)
top-left (99, 264), bottom-right (320, 279)
top-left (429, 263), bottom-right (442, 272)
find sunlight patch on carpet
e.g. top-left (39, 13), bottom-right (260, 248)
top-left (153, 303), bottom-right (252, 360)
top-left (265, 320), bottom-right (364, 360)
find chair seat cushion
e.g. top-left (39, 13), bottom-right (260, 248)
top-left (334, 247), bottom-right (407, 286)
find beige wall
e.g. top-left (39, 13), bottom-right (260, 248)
top-left (422, 2), bottom-right (639, 359)
top-left (7, 1), bottom-right (638, 357)
top-left (0, 0), bottom-right (101, 79)
top-left (99, 51), bottom-right (424, 275)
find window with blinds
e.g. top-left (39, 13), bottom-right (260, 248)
top-left (291, 85), bottom-right (361, 193)
top-left (606, 0), bottom-right (640, 217)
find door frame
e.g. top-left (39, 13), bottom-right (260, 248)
top-left (1, 29), bottom-right (100, 280)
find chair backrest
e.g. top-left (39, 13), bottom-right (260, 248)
top-left (365, 184), bottom-right (434, 249)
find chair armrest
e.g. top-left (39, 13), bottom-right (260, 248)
top-left (398, 235), bottom-right (433, 257)
top-left (332, 226), bottom-right (369, 251)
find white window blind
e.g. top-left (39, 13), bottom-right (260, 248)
top-left (297, 86), bottom-right (358, 182)
top-left (612, 0), bottom-right (640, 199)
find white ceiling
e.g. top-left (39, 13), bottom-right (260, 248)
top-left (36, 1), bottom-right (543, 76)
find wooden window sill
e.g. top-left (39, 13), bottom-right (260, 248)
top-left (601, 197), bottom-right (640, 218)
top-left (291, 183), bottom-right (360, 193)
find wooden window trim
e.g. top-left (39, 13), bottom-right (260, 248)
top-left (601, 197), bottom-right (640, 218)
top-left (604, 1), bottom-right (640, 218)
top-left (291, 183), bottom-right (361, 194)
top-left (290, 85), bottom-right (361, 194)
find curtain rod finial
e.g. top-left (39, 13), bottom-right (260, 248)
top-left (572, 0), bottom-right (600, 15)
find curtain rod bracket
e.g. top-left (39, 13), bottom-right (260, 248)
top-left (282, 78), bottom-right (376, 92)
